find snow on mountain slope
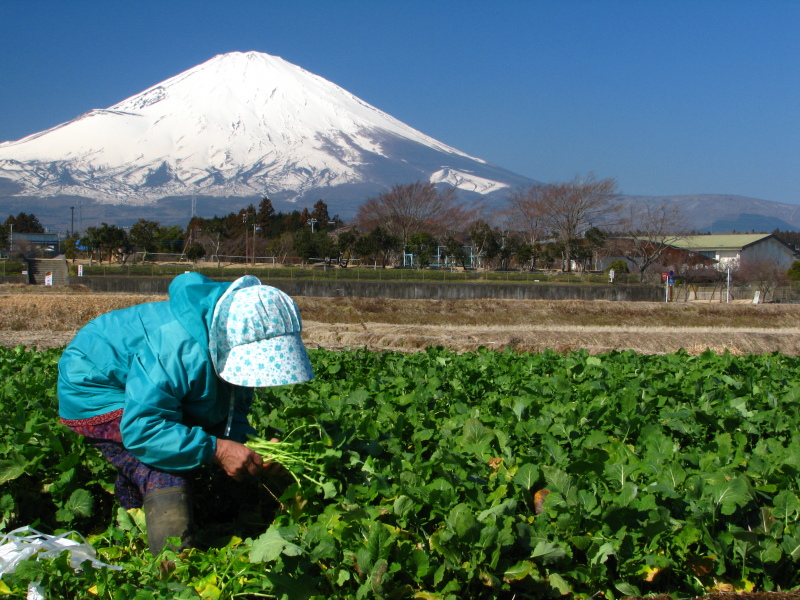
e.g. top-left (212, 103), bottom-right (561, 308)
top-left (0, 51), bottom-right (529, 207)
top-left (430, 168), bottom-right (509, 194)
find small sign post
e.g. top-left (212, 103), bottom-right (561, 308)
top-left (663, 271), bottom-right (675, 302)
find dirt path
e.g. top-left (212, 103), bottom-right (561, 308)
top-left (3, 321), bottom-right (800, 355)
top-left (1, 287), bottom-right (799, 354)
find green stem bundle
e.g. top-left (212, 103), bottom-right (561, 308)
top-left (245, 436), bottom-right (326, 487)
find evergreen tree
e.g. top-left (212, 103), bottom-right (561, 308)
top-left (5, 212), bottom-right (45, 234)
top-left (443, 235), bottom-right (469, 269)
top-left (185, 242), bottom-right (206, 264)
top-left (84, 223), bottom-right (129, 263)
top-left (407, 232), bottom-right (438, 268)
top-left (335, 228), bottom-right (360, 267)
top-left (129, 219), bottom-right (161, 262)
top-left (257, 196), bottom-right (275, 225)
top-left (310, 200), bottom-right (331, 230)
top-left (354, 226), bottom-right (401, 268)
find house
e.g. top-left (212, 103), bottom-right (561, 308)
top-left (8, 232), bottom-right (62, 257)
top-left (595, 238), bottom-right (717, 274)
top-left (670, 234), bottom-right (799, 271)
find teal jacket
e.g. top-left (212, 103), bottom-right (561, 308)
top-left (57, 273), bottom-right (256, 471)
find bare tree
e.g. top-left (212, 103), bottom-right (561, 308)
top-left (504, 185), bottom-right (549, 245)
top-left (355, 181), bottom-right (475, 247)
top-left (610, 202), bottom-right (689, 282)
top-left (267, 232), bottom-right (295, 265)
top-left (467, 221), bottom-right (501, 270)
top-left (539, 174), bottom-right (619, 272)
top-left (202, 218), bottom-right (229, 268)
top-left (733, 257), bottom-right (787, 302)
top-left (679, 266), bottom-right (725, 301)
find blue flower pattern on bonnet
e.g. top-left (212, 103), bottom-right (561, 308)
top-left (209, 276), bottom-right (314, 387)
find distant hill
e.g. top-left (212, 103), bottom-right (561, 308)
top-left (619, 194), bottom-right (800, 233)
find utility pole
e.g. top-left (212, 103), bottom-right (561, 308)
top-left (243, 213), bottom-right (248, 263)
top-left (70, 206), bottom-right (75, 237)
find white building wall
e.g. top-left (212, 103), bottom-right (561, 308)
top-left (740, 238), bottom-right (797, 271)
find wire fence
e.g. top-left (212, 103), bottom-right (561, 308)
top-left (76, 262), bottom-right (648, 285)
top-left (72, 261), bottom-right (800, 301)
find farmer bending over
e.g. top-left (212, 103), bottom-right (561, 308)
top-left (57, 273), bottom-right (314, 554)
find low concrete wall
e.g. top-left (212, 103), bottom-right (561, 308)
top-left (0, 275), bottom-right (30, 285)
top-left (80, 277), bottom-right (174, 294)
top-left (79, 276), bottom-right (662, 301)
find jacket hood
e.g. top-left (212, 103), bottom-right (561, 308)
top-left (168, 273), bottom-right (233, 348)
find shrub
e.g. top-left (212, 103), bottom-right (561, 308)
top-left (787, 260), bottom-right (800, 281)
top-left (2, 260), bottom-right (25, 275)
top-left (606, 259), bottom-right (629, 273)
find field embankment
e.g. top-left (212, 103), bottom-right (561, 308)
top-left (1, 284), bottom-right (798, 354)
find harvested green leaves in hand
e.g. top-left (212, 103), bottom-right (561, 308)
top-left (246, 429), bottom-right (338, 499)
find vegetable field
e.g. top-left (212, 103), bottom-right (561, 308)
top-left (1, 345), bottom-right (800, 599)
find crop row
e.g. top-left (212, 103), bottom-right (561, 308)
top-left (1, 346), bottom-right (799, 599)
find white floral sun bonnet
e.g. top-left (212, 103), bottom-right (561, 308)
top-left (209, 276), bottom-right (315, 387)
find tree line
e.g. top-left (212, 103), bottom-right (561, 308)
top-left (3, 174), bottom-right (799, 285)
top-left (349, 174), bottom-right (690, 280)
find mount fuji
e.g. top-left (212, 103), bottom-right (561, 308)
top-left (0, 51), bottom-right (534, 230)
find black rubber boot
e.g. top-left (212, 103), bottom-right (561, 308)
top-left (143, 486), bottom-right (193, 555)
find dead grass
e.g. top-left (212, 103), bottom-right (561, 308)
top-left (298, 296), bottom-right (800, 329)
top-left (0, 284), bottom-right (798, 354)
top-left (300, 321), bottom-right (800, 355)
top-left (0, 289), bottom-right (162, 331)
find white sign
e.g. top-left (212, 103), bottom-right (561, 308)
top-left (78, 264), bottom-right (84, 277)
top-left (753, 291), bottom-right (761, 304)
top-left (44, 272), bottom-right (53, 287)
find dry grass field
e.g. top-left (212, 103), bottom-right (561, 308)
top-left (1, 283), bottom-right (798, 354)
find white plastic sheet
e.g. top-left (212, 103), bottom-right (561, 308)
top-left (0, 526), bottom-right (121, 599)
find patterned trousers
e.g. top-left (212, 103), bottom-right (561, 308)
top-left (87, 438), bottom-right (191, 509)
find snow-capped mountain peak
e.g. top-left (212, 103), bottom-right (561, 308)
top-left (0, 51), bottom-right (532, 216)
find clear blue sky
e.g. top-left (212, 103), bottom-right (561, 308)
top-left (1, 0), bottom-right (798, 204)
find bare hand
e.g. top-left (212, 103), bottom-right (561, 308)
top-left (213, 439), bottom-right (281, 481)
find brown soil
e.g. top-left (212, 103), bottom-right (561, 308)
top-left (1, 284), bottom-right (798, 355)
